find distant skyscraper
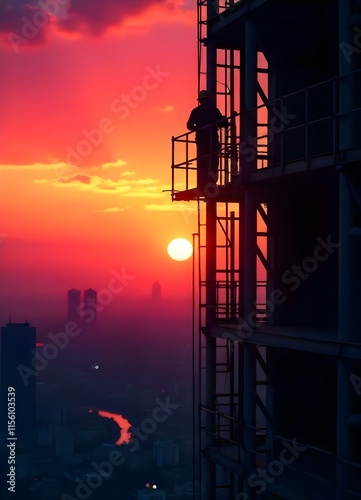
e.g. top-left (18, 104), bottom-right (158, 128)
top-left (153, 439), bottom-right (179, 467)
top-left (84, 288), bottom-right (97, 325)
top-left (67, 289), bottom-right (81, 323)
top-left (55, 426), bottom-right (74, 462)
top-left (151, 281), bottom-right (161, 302)
top-left (0, 322), bottom-right (36, 449)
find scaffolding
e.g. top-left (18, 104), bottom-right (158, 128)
top-left (171, 1), bottom-right (361, 498)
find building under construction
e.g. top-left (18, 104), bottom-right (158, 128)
top-left (171, 1), bottom-right (361, 498)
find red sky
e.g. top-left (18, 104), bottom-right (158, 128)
top-left (0, 0), bottom-right (199, 321)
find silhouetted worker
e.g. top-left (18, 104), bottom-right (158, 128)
top-left (187, 90), bottom-right (228, 193)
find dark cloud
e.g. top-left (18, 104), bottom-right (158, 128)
top-left (0, 1), bottom-right (47, 45)
top-left (59, 0), bottom-right (159, 36)
top-left (0, 0), bottom-right (164, 45)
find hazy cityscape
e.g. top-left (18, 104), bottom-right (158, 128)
top-left (0, 286), bottom-right (194, 499)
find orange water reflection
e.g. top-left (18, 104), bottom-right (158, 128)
top-left (89, 409), bottom-right (132, 445)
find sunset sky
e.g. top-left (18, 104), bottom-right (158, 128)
top-left (0, 0), bottom-right (199, 320)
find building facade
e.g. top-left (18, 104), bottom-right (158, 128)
top-left (67, 288), bottom-right (81, 323)
top-left (0, 322), bottom-right (36, 449)
top-left (171, 1), bottom-right (361, 498)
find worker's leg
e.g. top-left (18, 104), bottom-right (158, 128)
top-left (197, 147), bottom-right (219, 194)
top-left (197, 152), bottom-right (208, 192)
top-left (209, 150), bottom-right (219, 184)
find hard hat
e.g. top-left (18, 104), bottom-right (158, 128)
top-left (198, 90), bottom-right (210, 100)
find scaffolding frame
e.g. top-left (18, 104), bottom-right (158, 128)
top-left (172, 1), bottom-right (361, 498)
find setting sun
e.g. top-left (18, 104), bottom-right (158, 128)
top-left (167, 238), bottom-right (193, 261)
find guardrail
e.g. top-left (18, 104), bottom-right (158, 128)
top-left (171, 69), bottom-right (361, 197)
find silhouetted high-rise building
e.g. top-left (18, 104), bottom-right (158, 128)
top-left (0, 322), bottom-right (36, 449)
top-left (67, 288), bottom-right (81, 323)
top-left (151, 281), bottom-right (161, 302)
top-left (55, 426), bottom-right (74, 462)
top-left (170, 1), bottom-right (361, 497)
top-left (84, 288), bottom-right (97, 325)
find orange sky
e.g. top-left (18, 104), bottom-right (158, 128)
top-left (0, 0), bottom-right (199, 320)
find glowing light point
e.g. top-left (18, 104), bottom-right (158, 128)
top-left (167, 238), bottom-right (193, 261)
top-left (152, 484), bottom-right (157, 489)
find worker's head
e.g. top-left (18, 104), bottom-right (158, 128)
top-left (198, 90), bottom-right (210, 101)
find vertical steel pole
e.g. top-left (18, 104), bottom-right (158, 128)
top-left (337, 2), bottom-right (355, 497)
top-left (171, 136), bottom-right (175, 199)
top-left (204, 200), bottom-right (217, 500)
top-left (230, 211), bottom-right (236, 320)
top-left (243, 18), bottom-right (258, 498)
top-left (202, 4), bottom-right (218, 498)
top-left (337, 172), bottom-right (354, 498)
top-left (192, 231), bottom-right (198, 500)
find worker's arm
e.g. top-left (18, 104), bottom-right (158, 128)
top-left (186, 109), bottom-right (197, 131)
top-left (217, 109), bottom-right (229, 128)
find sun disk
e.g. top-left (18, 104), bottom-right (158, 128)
top-left (167, 238), bottom-right (193, 261)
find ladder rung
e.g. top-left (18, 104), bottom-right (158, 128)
top-left (214, 393), bottom-right (240, 397)
top-left (215, 268), bottom-right (240, 272)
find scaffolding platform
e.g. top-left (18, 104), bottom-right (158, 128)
top-left (210, 323), bottom-right (361, 359)
top-left (205, 442), bottom-right (336, 499)
top-left (172, 180), bottom-right (243, 203)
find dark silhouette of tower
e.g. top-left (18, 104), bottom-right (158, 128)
top-left (151, 281), bottom-right (161, 302)
top-left (84, 288), bottom-right (97, 325)
top-left (67, 288), bottom-right (81, 323)
top-left (0, 322), bottom-right (36, 450)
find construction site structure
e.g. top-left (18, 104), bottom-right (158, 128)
top-left (171, 1), bottom-right (361, 498)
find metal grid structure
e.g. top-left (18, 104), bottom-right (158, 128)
top-left (171, 1), bottom-right (361, 498)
